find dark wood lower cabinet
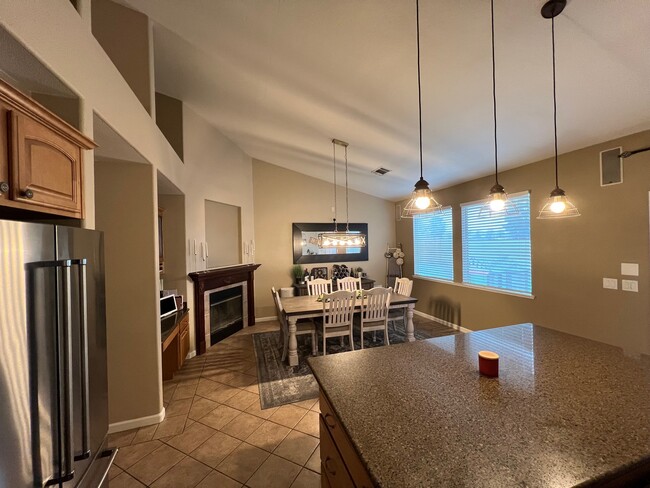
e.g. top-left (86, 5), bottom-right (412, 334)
top-left (162, 311), bottom-right (190, 381)
top-left (319, 392), bottom-right (375, 488)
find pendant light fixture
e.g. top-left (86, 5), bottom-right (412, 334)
top-left (483, 0), bottom-right (517, 215)
top-left (318, 139), bottom-right (367, 249)
top-left (401, 0), bottom-right (441, 219)
top-left (538, 0), bottom-right (580, 219)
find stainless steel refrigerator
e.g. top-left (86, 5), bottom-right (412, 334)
top-left (0, 220), bottom-right (115, 487)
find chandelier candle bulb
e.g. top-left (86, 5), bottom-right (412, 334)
top-left (478, 350), bottom-right (499, 377)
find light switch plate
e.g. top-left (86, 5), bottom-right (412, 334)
top-left (622, 279), bottom-right (638, 292)
top-left (621, 263), bottom-right (639, 276)
top-left (603, 278), bottom-right (618, 290)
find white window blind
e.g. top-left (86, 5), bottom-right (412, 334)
top-left (461, 192), bottom-right (532, 295)
top-left (413, 207), bottom-right (453, 281)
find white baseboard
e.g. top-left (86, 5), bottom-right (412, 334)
top-left (108, 407), bottom-right (166, 434)
top-left (255, 316), bottom-right (276, 323)
top-left (186, 350), bottom-right (196, 360)
top-left (413, 310), bottom-right (472, 334)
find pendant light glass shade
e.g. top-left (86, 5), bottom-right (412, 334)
top-left (318, 139), bottom-right (367, 248)
top-left (538, 187), bottom-right (580, 219)
top-left (537, 0), bottom-right (580, 220)
top-left (481, 183), bottom-right (518, 216)
top-left (481, 0), bottom-right (516, 216)
top-left (402, 177), bottom-right (441, 218)
top-left (401, 0), bottom-right (441, 219)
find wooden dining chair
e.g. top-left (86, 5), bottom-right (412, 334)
top-left (360, 287), bottom-right (392, 349)
top-left (394, 277), bottom-right (413, 296)
top-left (322, 290), bottom-right (356, 355)
top-left (307, 278), bottom-right (332, 296)
top-left (336, 276), bottom-right (362, 292)
top-left (271, 286), bottom-right (282, 343)
top-left (388, 278), bottom-right (413, 331)
top-left (274, 289), bottom-right (317, 361)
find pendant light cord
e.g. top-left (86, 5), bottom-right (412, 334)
top-left (345, 145), bottom-right (350, 232)
top-left (491, 0), bottom-right (499, 185)
top-left (416, 0), bottom-right (424, 180)
top-left (332, 141), bottom-right (338, 231)
top-left (552, 16), bottom-right (559, 189)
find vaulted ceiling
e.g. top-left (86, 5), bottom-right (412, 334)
top-left (122, 0), bottom-right (650, 200)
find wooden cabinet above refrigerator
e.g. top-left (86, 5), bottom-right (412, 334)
top-left (0, 79), bottom-right (96, 219)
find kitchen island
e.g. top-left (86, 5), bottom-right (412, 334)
top-left (308, 324), bottom-right (650, 487)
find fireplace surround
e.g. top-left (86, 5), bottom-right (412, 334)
top-left (189, 263), bottom-right (261, 355)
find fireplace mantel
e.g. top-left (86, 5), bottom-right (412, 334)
top-left (189, 263), bottom-right (261, 355)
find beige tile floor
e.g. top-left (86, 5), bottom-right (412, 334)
top-left (107, 321), bottom-right (321, 488)
top-left (107, 316), bottom-right (455, 487)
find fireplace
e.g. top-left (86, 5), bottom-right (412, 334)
top-left (189, 264), bottom-right (260, 355)
top-left (205, 282), bottom-right (248, 345)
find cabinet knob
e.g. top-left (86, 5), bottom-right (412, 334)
top-left (0, 182), bottom-right (8, 194)
top-left (324, 413), bottom-right (337, 429)
top-left (22, 189), bottom-right (34, 199)
top-left (324, 457), bottom-right (337, 476)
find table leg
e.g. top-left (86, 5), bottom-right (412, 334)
top-left (288, 316), bottom-right (299, 366)
top-left (406, 304), bottom-right (415, 342)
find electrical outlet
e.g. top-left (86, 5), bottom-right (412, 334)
top-left (622, 280), bottom-right (638, 292)
top-left (603, 278), bottom-right (618, 290)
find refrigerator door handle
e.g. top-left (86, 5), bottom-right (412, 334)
top-left (59, 262), bottom-right (75, 482)
top-left (74, 258), bottom-right (91, 461)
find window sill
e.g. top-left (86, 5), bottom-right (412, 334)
top-left (413, 275), bottom-right (535, 300)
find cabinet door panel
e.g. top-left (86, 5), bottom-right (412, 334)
top-left (10, 111), bottom-right (82, 217)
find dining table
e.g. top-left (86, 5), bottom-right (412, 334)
top-left (280, 292), bottom-right (418, 366)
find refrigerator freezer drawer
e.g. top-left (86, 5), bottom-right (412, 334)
top-left (76, 448), bottom-right (117, 488)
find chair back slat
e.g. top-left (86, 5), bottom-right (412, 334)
top-left (336, 276), bottom-right (362, 292)
top-left (361, 287), bottom-right (392, 322)
top-left (307, 278), bottom-right (333, 296)
top-left (395, 278), bottom-right (413, 297)
top-left (271, 287), bottom-right (282, 322)
top-left (274, 290), bottom-right (287, 328)
top-left (322, 290), bottom-right (356, 329)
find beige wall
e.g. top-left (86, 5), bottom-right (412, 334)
top-left (155, 92), bottom-right (183, 161)
top-left (253, 159), bottom-right (396, 318)
top-left (95, 159), bottom-right (161, 424)
top-left (1, 2), bottom-right (254, 429)
top-left (205, 200), bottom-right (241, 269)
top-left (158, 193), bottom-right (187, 298)
top-left (181, 105), bottom-right (255, 350)
top-left (91, 0), bottom-right (153, 114)
top-left (396, 129), bottom-right (650, 355)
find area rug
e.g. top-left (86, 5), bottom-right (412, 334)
top-left (253, 323), bottom-right (455, 409)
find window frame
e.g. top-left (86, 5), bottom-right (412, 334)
top-left (460, 191), bottom-right (533, 297)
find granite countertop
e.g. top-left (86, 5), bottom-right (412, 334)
top-left (308, 324), bottom-right (650, 487)
top-left (161, 307), bottom-right (189, 344)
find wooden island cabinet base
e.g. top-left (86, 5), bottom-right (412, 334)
top-left (319, 392), bottom-right (374, 488)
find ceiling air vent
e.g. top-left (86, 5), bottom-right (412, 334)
top-left (372, 167), bottom-right (391, 176)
